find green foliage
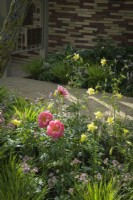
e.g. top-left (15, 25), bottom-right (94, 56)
top-left (14, 105), bottom-right (38, 123)
top-left (39, 62), bottom-right (53, 82)
top-left (39, 44), bottom-right (74, 82)
top-left (86, 63), bottom-right (109, 88)
top-left (73, 178), bottom-right (121, 200)
top-left (46, 44), bottom-right (75, 63)
top-left (51, 61), bottom-right (72, 84)
top-left (26, 45), bottom-right (133, 96)
top-left (23, 58), bottom-right (43, 79)
top-left (0, 87), bottom-right (8, 103)
top-left (21, 41), bottom-right (133, 96)
top-left (0, 157), bottom-right (47, 200)
top-left (0, 81), bottom-right (133, 199)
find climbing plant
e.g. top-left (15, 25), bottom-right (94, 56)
top-left (0, 0), bottom-right (32, 77)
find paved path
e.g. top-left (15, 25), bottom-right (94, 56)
top-left (0, 61), bottom-right (133, 120)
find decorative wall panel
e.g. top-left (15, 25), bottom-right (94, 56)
top-left (48, 0), bottom-right (133, 52)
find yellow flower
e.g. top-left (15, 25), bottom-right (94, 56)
top-left (11, 119), bottom-right (21, 126)
top-left (94, 111), bottom-right (103, 119)
top-left (123, 128), bottom-right (129, 134)
top-left (114, 93), bottom-right (123, 100)
top-left (100, 58), bottom-right (107, 66)
top-left (107, 117), bottom-right (114, 125)
top-left (87, 122), bottom-right (97, 132)
top-left (86, 88), bottom-right (95, 95)
top-left (80, 134), bottom-right (87, 142)
top-left (73, 53), bottom-right (80, 61)
top-left (47, 103), bottom-right (53, 110)
top-left (54, 90), bottom-right (57, 96)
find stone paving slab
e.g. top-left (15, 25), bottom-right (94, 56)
top-left (0, 76), bottom-right (133, 120)
top-left (1, 60), bottom-right (133, 122)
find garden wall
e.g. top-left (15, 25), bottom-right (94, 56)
top-left (48, 0), bottom-right (133, 52)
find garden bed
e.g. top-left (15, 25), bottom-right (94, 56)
top-left (23, 40), bottom-right (133, 97)
top-left (0, 84), bottom-right (133, 199)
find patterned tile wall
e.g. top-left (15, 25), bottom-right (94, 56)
top-left (48, 0), bottom-right (133, 52)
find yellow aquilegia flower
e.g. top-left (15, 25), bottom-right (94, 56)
top-left (86, 88), bottom-right (95, 95)
top-left (123, 128), bottom-right (129, 134)
top-left (100, 58), bottom-right (107, 66)
top-left (11, 119), bottom-right (21, 126)
top-left (87, 122), bottom-right (97, 132)
top-left (107, 117), bottom-right (114, 125)
top-left (47, 103), bottom-right (54, 110)
top-left (94, 111), bottom-right (103, 119)
top-left (80, 134), bottom-right (87, 142)
top-left (73, 53), bottom-right (80, 61)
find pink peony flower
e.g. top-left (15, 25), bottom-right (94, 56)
top-left (47, 120), bottom-right (64, 139)
top-left (38, 111), bottom-right (53, 128)
top-left (55, 85), bottom-right (69, 97)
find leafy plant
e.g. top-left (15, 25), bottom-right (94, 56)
top-left (0, 86), bottom-right (8, 103)
top-left (45, 44), bottom-right (75, 64)
top-left (73, 178), bottom-right (121, 200)
top-left (23, 58), bottom-right (43, 79)
top-left (51, 60), bottom-right (72, 84)
top-left (0, 156), bottom-right (47, 200)
top-left (86, 63), bottom-right (109, 88)
top-left (13, 97), bottom-right (47, 123)
top-left (1, 77), bottom-right (133, 199)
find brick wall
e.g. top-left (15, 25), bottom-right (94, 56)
top-left (48, 0), bottom-right (133, 52)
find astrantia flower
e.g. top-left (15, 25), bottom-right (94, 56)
top-left (55, 85), bottom-right (69, 97)
top-left (71, 158), bottom-right (81, 165)
top-left (86, 88), bottom-right (95, 95)
top-left (68, 188), bottom-right (74, 195)
top-left (73, 53), bottom-right (80, 61)
top-left (80, 134), bottom-right (87, 142)
top-left (47, 120), bottom-right (64, 139)
top-left (96, 173), bottom-right (102, 180)
top-left (123, 128), bottom-right (129, 134)
top-left (48, 176), bottom-right (57, 188)
top-left (79, 173), bottom-right (88, 181)
top-left (38, 111), bottom-right (53, 128)
top-left (31, 167), bottom-right (38, 173)
top-left (107, 117), bottom-right (114, 125)
top-left (94, 111), bottom-right (103, 119)
top-left (100, 58), bottom-right (107, 66)
top-left (0, 117), bottom-right (5, 124)
top-left (0, 111), bottom-right (5, 124)
top-left (11, 119), bottom-right (21, 126)
top-left (22, 163), bottom-right (30, 174)
top-left (87, 122), bottom-right (97, 132)
top-left (112, 160), bottom-right (119, 167)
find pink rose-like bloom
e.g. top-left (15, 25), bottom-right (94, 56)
top-left (56, 85), bottom-right (69, 97)
top-left (47, 120), bottom-right (64, 139)
top-left (38, 111), bottom-right (53, 128)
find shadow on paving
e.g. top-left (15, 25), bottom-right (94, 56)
top-left (0, 60), bottom-right (133, 120)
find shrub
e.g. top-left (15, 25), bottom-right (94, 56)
top-left (23, 58), bottom-right (43, 79)
top-left (85, 63), bottom-right (109, 88)
top-left (22, 40), bottom-right (133, 96)
top-left (50, 60), bottom-right (72, 84)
